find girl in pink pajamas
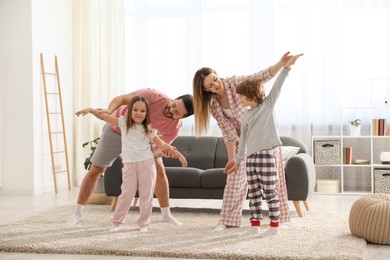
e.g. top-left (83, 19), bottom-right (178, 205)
top-left (192, 52), bottom-right (297, 231)
top-left (89, 96), bottom-right (187, 232)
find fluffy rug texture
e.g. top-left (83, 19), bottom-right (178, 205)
top-left (0, 205), bottom-right (366, 260)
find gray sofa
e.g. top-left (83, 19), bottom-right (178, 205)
top-left (104, 136), bottom-right (316, 217)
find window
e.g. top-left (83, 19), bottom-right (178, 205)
top-left (124, 0), bottom-right (390, 138)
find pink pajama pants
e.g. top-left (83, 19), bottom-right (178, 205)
top-left (111, 158), bottom-right (156, 228)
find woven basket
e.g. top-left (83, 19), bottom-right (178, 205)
top-left (349, 193), bottom-right (390, 245)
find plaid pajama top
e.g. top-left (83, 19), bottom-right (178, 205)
top-left (209, 67), bottom-right (277, 227)
top-left (210, 67), bottom-right (273, 146)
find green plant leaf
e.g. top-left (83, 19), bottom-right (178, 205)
top-left (349, 119), bottom-right (361, 126)
top-left (82, 137), bottom-right (100, 170)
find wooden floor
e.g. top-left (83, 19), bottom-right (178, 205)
top-left (0, 188), bottom-right (389, 260)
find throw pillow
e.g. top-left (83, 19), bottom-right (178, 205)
top-left (281, 146), bottom-right (300, 169)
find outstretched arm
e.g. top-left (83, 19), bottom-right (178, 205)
top-left (269, 51), bottom-right (299, 76)
top-left (88, 108), bottom-right (119, 126)
top-left (152, 136), bottom-right (188, 167)
top-left (75, 108), bottom-right (104, 117)
top-left (75, 92), bottom-right (136, 117)
top-left (284, 53), bottom-right (303, 69)
top-left (105, 93), bottom-right (135, 115)
top-left (270, 51), bottom-right (303, 76)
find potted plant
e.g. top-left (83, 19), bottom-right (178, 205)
top-left (82, 137), bottom-right (100, 170)
top-left (82, 137), bottom-right (106, 194)
top-left (349, 119), bottom-right (361, 136)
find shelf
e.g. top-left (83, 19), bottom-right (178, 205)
top-left (312, 106), bottom-right (390, 195)
top-left (312, 135), bottom-right (342, 139)
top-left (372, 164), bottom-right (390, 168)
top-left (341, 135), bottom-right (371, 139)
top-left (342, 164), bottom-right (371, 167)
top-left (341, 191), bottom-right (372, 196)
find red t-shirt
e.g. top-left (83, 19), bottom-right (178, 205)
top-left (109, 88), bottom-right (182, 144)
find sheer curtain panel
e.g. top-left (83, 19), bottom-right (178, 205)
top-left (73, 0), bottom-right (125, 185)
top-left (123, 0), bottom-right (390, 148)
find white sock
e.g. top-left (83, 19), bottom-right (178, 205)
top-left (140, 226), bottom-right (148, 232)
top-left (279, 222), bottom-right (290, 229)
top-left (67, 204), bottom-right (84, 225)
top-left (109, 224), bottom-right (125, 232)
top-left (260, 227), bottom-right (278, 238)
top-left (75, 204), bottom-right (84, 218)
top-left (213, 223), bottom-right (226, 231)
top-left (241, 226), bottom-right (261, 236)
top-left (161, 207), bottom-right (183, 225)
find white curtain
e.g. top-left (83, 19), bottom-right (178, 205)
top-left (73, 0), bottom-right (125, 185)
top-left (122, 0), bottom-right (390, 149)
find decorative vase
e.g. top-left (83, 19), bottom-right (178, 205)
top-left (350, 125), bottom-right (361, 136)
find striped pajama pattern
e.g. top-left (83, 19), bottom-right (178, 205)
top-left (246, 150), bottom-right (280, 223)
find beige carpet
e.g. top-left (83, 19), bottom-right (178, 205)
top-left (0, 205), bottom-right (366, 260)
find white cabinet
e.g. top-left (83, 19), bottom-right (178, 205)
top-left (312, 107), bottom-right (390, 194)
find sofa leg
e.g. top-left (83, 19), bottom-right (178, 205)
top-left (110, 196), bottom-right (118, 211)
top-left (303, 200), bottom-right (310, 211)
top-left (293, 200), bottom-right (303, 217)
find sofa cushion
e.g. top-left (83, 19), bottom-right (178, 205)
top-left (163, 136), bottom-right (218, 170)
top-left (215, 137), bottom-right (228, 168)
top-left (281, 146), bottom-right (300, 169)
top-left (202, 168), bottom-right (227, 188)
top-left (169, 187), bottom-right (225, 200)
top-left (165, 167), bottom-right (203, 188)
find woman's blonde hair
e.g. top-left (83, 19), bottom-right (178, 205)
top-left (192, 67), bottom-right (217, 136)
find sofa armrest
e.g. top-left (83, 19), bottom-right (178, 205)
top-left (104, 157), bottom-right (123, 197)
top-left (285, 153), bottom-right (316, 200)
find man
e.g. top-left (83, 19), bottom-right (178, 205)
top-left (68, 88), bottom-right (193, 225)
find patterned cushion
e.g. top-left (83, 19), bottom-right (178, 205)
top-left (281, 146), bottom-right (300, 169)
top-left (349, 193), bottom-right (390, 245)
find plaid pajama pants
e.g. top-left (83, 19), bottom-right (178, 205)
top-left (219, 160), bottom-right (248, 227)
top-left (219, 146), bottom-right (290, 227)
top-left (273, 146), bottom-right (290, 222)
top-left (246, 149), bottom-right (280, 223)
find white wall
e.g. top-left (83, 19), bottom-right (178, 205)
top-left (0, 0), bottom-right (73, 194)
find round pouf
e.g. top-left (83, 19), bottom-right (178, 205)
top-left (349, 193), bottom-right (390, 245)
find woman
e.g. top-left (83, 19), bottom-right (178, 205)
top-left (192, 51), bottom-right (294, 231)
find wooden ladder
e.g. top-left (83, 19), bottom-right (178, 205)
top-left (40, 53), bottom-right (71, 193)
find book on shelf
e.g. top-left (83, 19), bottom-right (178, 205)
top-left (372, 118), bottom-right (386, 136)
top-left (343, 147), bottom-right (352, 164)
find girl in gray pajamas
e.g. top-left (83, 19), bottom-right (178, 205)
top-left (227, 53), bottom-right (303, 237)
